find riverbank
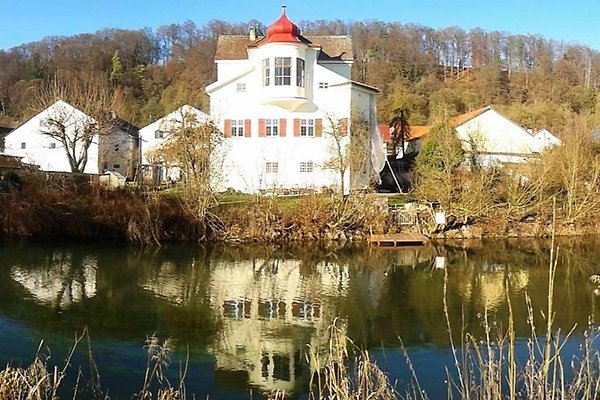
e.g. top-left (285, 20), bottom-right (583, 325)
top-left (1, 173), bottom-right (599, 244)
top-left (0, 175), bottom-right (387, 244)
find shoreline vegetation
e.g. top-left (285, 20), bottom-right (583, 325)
top-left (3, 130), bottom-right (600, 246)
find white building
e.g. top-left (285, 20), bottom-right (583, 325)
top-left (452, 106), bottom-right (542, 166)
top-left (532, 128), bottom-right (562, 153)
top-left (206, 7), bottom-right (384, 194)
top-left (4, 100), bottom-right (138, 177)
top-left (138, 104), bottom-right (211, 183)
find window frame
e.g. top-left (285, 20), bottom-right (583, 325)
top-left (265, 119), bottom-right (279, 137)
top-left (154, 130), bottom-right (164, 139)
top-left (300, 161), bottom-right (314, 173)
top-left (263, 58), bottom-right (270, 86)
top-left (300, 119), bottom-right (315, 137)
top-left (296, 58), bottom-right (305, 87)
top-left (274, 57), bottom-right (292, 86)
top-left (265, 162), bottom-right (279, 174)
top-left (231, 119), bottom-right (245, 137)
top-left (236, 82), bottom-right (247, 92)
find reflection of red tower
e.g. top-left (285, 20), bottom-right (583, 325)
top-left (264, 6), bottom-right (302, 44)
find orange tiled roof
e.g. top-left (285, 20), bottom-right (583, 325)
top-left (409, 125), bottom-right (431, 140)
top-left (378, 124), bottom-right (430, 142)
top-left (377, 124), bottom-right (391, 142)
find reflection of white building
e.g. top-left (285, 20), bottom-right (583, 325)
top-left (10, 254), bottom-right (97, 309)
top-left (138, 260), bottom-right (199, 305)
top-left (209, 258), bottom-right (349, 393)
top-left (459, 264), bottom-right (529, 310)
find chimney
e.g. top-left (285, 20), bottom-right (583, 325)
top-left (249, 26), bottom-right (256, 41)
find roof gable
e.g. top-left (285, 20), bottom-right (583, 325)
top-left (214, 34), bottom-right (354, 61)
top-left (448, 106), bottom-right (491, 127)
top-left (7, 100), bottom-right (95, 138)
top-left (140, 105), bottom-right (210, 133)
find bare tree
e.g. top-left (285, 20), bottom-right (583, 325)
top-left (147, 108), bottom-right (224, 230)
top-left (32, 73), bottom-right (120, 173)
top-left (323, 112), bottom-right (372, 197)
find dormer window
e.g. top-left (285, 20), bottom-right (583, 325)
top-left (274, 57), bottom-right (291, 85)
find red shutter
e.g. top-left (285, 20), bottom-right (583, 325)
top-left (244, 119), bottom-right (251, 137)
top-left (258, 119), bottom-right (266, 137)
top-left (224, 119), bottom-right (232, 138)
top-left (279, 119), bottom-right (287, 137)
top-left (340, 118), bottom-right (348, 136)
top-left (315, 118), bottom-right (323, 137)
top-left (294, 118), bottom-right (301, 137)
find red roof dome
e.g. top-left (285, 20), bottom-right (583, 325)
top-left (265, 6), bottom-right (301, 44)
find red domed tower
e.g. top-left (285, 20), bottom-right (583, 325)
top-left (264, 6), bottom-right (302, 44)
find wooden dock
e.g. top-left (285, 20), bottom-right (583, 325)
top-left (368, 233), bottom-right (429, 247)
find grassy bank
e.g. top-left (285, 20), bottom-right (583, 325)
top-left (0, 173), bottom-right (387, 245)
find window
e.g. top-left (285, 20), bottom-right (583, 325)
top-left (231, 120), bottom-right (244, 137)
top-left (49, 143), bottom-right (56, 149)
top-left (300, 161), bottom-right (314, 173)
top-left (263, 58), bottom-right (270, 86)
top-left (113, 164), bottom-right (121, 169)
top-left (319, 82), bottom-right (329, 89)
top-left (155, 130), bottom-right (164, 139)
top-left (237, 82), bottom-right (246, 92)
top-left (266, 119), bottom-right (279, 136)
top-left (20, 142), bottom-right (26, 149)
top-left (265, 162), bottom-right (278, 173)
top-left (300, 119), bottom-right (314, 137)
top-left (274, 57), bottom-right (291, 86)
top-left (296, 58), bottom-right (305, 87)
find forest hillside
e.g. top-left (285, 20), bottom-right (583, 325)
top-left (1, 18), bottom-right (600, 136)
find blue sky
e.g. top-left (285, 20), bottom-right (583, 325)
top-left (1, 0), bottom-right (598, 51)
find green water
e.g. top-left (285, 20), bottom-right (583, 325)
top-left (0, 237), bottom-right (599, 398)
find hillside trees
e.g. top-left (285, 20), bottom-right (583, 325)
top-left (1, 18), bottom-right (600, 135)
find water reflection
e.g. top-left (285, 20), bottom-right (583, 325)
top-left (209, 258), bottom-right (349, 393)
top-left (0, 238), bottom-right (600, 398)
top-left (11, 253), bottom-right (97, 309)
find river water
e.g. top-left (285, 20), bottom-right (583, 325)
top-left (1, 238), bottom-right (600, 399)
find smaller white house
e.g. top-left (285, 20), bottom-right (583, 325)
top-left (4, 100), bottom-right (138, 177)
top-left (451, 106), bottom-right (553, 166)
top-left (138, 105), bottom-right (210, 184)
top-left (532, 129), bottom-right (561, 153)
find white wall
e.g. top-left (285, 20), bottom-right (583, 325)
top-left (4, 101), bottom-right (100, 173)
top-left (455, 109), bottom-right (536, 158)
top-left (209, 40), bottom-right (377, 193)
top-left (139, 105), bottom-right (210, 182)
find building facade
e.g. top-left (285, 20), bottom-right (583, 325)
top-left (138, 104), bottom-right (210, 184)
top-left (4, 100), bottom-right (138, 177)
top-left (206, 7), bottom-right (383, 194)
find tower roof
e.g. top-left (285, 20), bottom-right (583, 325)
top-left (264, 6), bottom-right (301, 44)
